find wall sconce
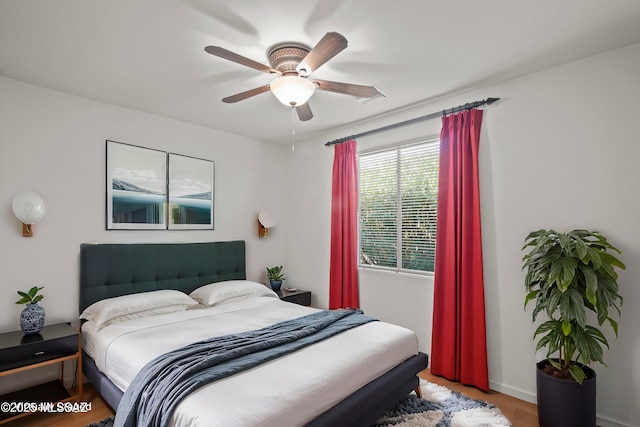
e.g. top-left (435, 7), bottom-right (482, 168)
top-left (12, 192), bottom-right (46, 237)
top-left (257, 211), bottom-right (276, 238)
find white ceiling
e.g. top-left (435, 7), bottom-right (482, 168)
top-left (2, 0), bottom-right (640, 145)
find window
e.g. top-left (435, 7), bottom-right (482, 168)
top-left (358, 139), bottom-right (439, 273)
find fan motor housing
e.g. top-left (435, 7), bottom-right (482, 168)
top-left (267, 43), bottom-right (310, 75)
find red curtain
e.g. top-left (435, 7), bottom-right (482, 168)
top-left (329, 139), bottom-right (359, 309)
top-left (431, 109), bottom-right (489, 391)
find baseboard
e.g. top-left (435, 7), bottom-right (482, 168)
top-left (596, 415), bottom-right (631, 427)
top-left (488, 380), bottom-right (536, 404)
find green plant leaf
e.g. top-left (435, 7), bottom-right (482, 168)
top-left (524, 291), bottom-right (539, 309)
top-left (550, 257), bottom-right (578, 292)
top-left (559, 288), bottom-right (586, 327)
top-left (15, 286), bottom-right (44, 304)
top-left (607, 317), bottom-right (619, 338)
top-left (542, 288), bottom-right (562, 319)
top-left (522, 229), bottom-right (547, 250)
top-left (584, 246), bottom-right (603, 270)
top-left (558, 232), bottom-right (572, 253)
top-left (579, 264), bottom-right (598, 306)
top-left (548, 359), bottom-right (562, 370)
top-left (534, 320), bottom-right (559, 336)
top-left (562, 320), bottom-right (572, 336)
top-left (599, 252), bottom-right (626, 271)
top-left (573, 236), bottom-right (588, 260)
top-left (534, 320), bottom-right (564, 357)
top-left (568, 365), bottom-right (586, 384)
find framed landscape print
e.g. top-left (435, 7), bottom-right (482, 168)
top-left (106, 140), bottom-right (167, 230)
top-left (168, 153), bottom-right (214, 230)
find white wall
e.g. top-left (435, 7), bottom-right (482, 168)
top-left (0, 77), bottom-right (291, 329)
top-left (0, 76), bottom-right (288, 390)
top-left (285, 42), bottom-right (640, 426)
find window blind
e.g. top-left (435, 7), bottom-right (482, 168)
top-left (359, 139), bottom-right (439, 273)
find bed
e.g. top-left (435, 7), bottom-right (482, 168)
top-left (79, 241), bottom-right (428, 426)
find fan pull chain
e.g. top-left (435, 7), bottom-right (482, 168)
top-left (290, 106), bottom-right (296, 151)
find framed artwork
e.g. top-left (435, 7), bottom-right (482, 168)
top-left (106, 140), bottom-right (168, 230)
top-left (168, 153), bottom-right (215, 230)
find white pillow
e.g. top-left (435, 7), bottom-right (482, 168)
top-left (80, 289), bottom-right (198, 330)
top-left (189, 280), bottom-right (278, 307)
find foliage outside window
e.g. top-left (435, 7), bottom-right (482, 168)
top-left (358, 139), bottom-right (439, 273)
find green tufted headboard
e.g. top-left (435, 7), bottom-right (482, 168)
top-left (79, 241), bottom-right (246, 314)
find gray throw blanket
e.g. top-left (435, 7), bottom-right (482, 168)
top-left (114, 308), bottom-right (376, 427)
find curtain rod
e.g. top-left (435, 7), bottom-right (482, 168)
top-left (324, 97), bottom-right (499, 146)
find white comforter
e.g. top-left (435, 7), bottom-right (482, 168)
top-left (83, 297), bottom-right (419, 427)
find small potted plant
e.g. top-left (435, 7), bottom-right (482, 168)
top-left (16, 286), bottom-right (45, 335)
top-left (266, 266), bottom-right (285, 291)
top-left (522, 229), bottom-right (625, 427)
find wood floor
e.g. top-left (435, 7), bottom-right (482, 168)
top-left (6, 369), bottom-right (538, 427)
top-left (5, 383), bottom-right (114, 427)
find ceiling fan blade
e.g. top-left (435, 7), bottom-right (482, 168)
top-left (313, 79), bottom-right (380, 98)
top-left (296, 103), bottom-right (313, 121)
top-left (205, 46), bottom-right (278, 75)
top-left (222, 84), bottom-right (271, 103)
top-left (296, 32), bottom-right (347, 76)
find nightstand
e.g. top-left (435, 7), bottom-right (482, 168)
top-left (276, 288), bottom-right (312, 306)
top-left (0, 323), bottom-right (82, 424)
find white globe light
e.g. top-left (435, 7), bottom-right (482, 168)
top-left (12, 192), bottom-right (46, 224)
top-left (270, 76), bottom-right (315, 106)
top-left (258, 211), bottom-right (277, 228)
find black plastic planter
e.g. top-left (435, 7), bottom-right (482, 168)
top-left (536, 360), bottom-right (596, 427)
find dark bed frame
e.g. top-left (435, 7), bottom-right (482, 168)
top-left (79, 241), bottom-right (428, 426)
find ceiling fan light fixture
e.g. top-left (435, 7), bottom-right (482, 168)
top-left (270, 76), bottom-right (315, 106)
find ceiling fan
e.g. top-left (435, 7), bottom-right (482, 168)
top-left (204, 32), bottom-right (380, 121)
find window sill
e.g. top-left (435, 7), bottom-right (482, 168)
top-left (358, 266), bottom-right (433, 279)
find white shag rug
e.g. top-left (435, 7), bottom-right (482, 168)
top-left (374, 379), bottom-right (512, 427)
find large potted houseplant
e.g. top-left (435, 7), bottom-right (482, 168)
top-left (522, 229), bottom-right (625, 427)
